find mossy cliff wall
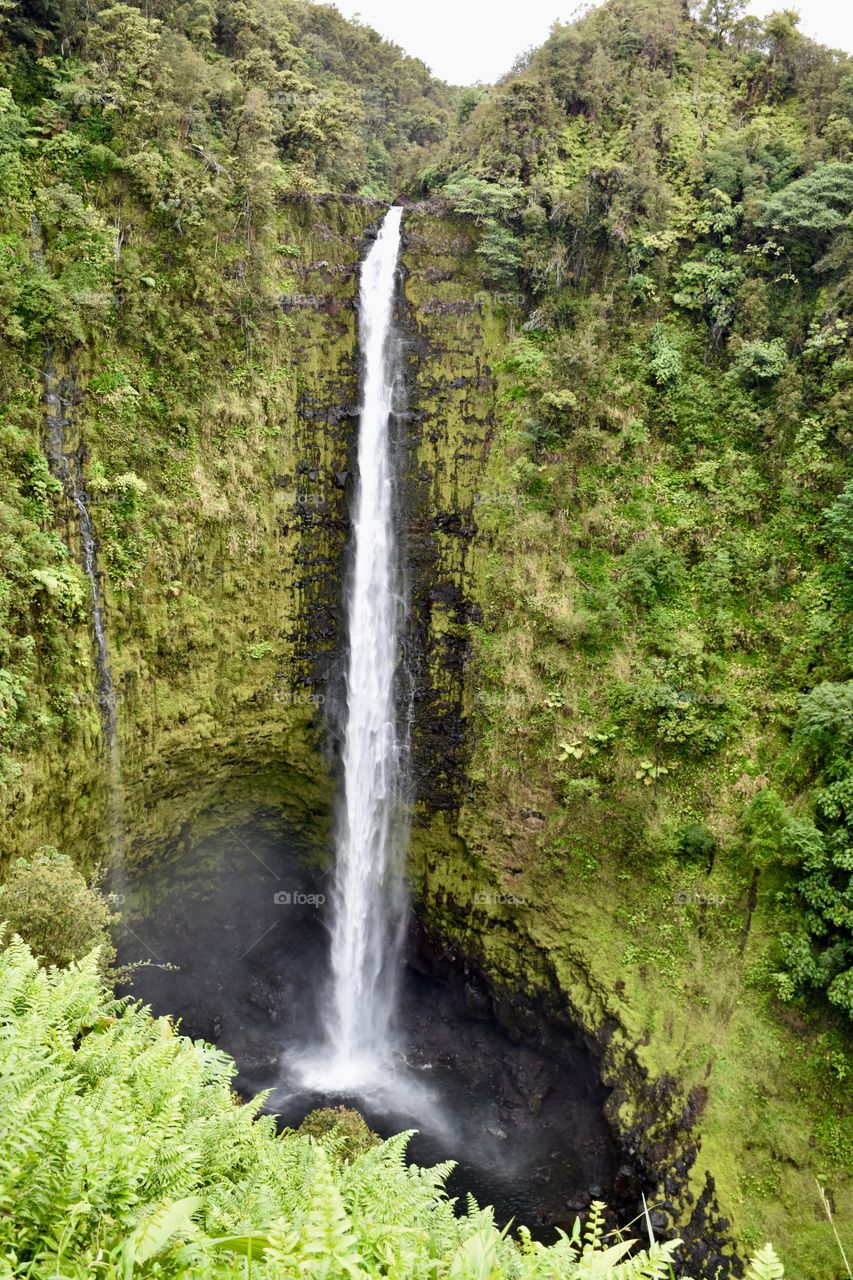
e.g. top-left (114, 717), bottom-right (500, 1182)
top-left (2, 196), bottom-right (387, 866)
top-left (399, 211), bottom-right (500, 811)
top-left (397, 214), bottom-right (849, 1280)
top-left (394, 235), bottom-right (845, 1280)
top-left (1, 197), bottom-right (847, 1280)
top-left (394, 216), bottom-right (738, 1277)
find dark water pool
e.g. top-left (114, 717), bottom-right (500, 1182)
top-left (114, 814), bottom-right (630, 1236)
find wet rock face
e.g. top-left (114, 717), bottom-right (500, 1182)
top-left (413, 910), bottom-right (746, 1280)
top-left (399, 213), bottom-right (497, 814)
top-left (406, 922), bottom-right (645, 1219)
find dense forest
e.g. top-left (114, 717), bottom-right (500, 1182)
top-left (0, 0), bottom-right (851, 1276)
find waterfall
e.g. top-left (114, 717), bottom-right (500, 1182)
top-left (303, 206), bottom-right (409, 1090)
top-left (43, 349), bottom-right (124, 859)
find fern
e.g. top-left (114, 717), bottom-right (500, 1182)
top-left (0, 935), bottom-right (786, 1280)
top-left (583, 1200), bottom-right (608, 1253)
top-left (448, 1225), bottom-right (500, 1280)
top-left (119, 1195), bottom-right (202, 1276)
top-left (745, 1244), bottom-right (785, 1280)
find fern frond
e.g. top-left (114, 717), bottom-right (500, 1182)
top-left (119, 1195), bottom-right (202, 1276)
top-left (582, 1200), bottom-right (607, 1252)
top-left (746, 1243), bottom-right (785, 1280)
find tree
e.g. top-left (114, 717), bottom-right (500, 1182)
top-left (86, 3), bottom-right (162, 117)
top-left (701, 0), bottom-right (746, 48)
top-left (457, 86), bottom-right (485, 127)
top-left (442, 174), bottom-right (525, 222)
top-left (757, 162), bottom-right (853, 256)
top-left (763, 8), bottom-right (803, 80)
top-left (476, 221), bottom-right (524, 286)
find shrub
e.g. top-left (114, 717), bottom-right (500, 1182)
top-left (731, 338), bottom-right (787, 383)
top-left (28, 563), bottom-right (87, 623)
top-left (741, 786), bottom-right (783, 853)
top-left (0, 848), bottom-right (118, 973)
top-left (619, 539), bottom-right (686, 608)
top-left (648, 326), bottom-right (683, 386)
top-left (745, 735), bottom-right (853, 1022)
top-left (295, 1106), bottom-right (380, 1159)
top-left (792, 681), bottom-right (853, 777)
top-left (824, 481), bottom-right (853, 578)
top-left (677, 822), bottom-right (717, 865)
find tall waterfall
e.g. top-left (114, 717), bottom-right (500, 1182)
top-left (317, 205), bottom-right (408, 1088)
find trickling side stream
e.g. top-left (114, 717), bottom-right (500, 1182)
top-left (43, 345), bottom-right (124, 859)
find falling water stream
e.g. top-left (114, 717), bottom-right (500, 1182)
top-left (32, 213), bottom-right (124, 857)
top-left (299, 205), bottom-right (409, 1092)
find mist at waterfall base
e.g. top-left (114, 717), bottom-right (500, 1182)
top-left (114, 819), bottom-right (624, 1236)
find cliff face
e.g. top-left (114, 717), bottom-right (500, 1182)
top-left (3, 199), bottom-right (503, 866)
top-left (398, 230), bottom-right (849, 1280)
top-left (1, 196), bottom-right (848, 1280)
top-left (3, 197), bottom-right (388, 863)
top-left (400, 212), bottom-right (499, 812)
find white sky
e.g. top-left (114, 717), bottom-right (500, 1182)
top-left (329, 0), bottom-right (853, 85)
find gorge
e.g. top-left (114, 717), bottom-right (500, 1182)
top-left (0, 1), bottom-right (851, 1278)
top-left (108, 198), bottom-right (642, 1243)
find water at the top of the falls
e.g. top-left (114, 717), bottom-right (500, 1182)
top-left (296, 205), bottom-right (413, 1094)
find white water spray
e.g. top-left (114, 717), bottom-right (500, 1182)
top-left (301, 206), bottom-right (409, 1092)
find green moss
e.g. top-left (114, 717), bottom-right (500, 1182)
top-left (1, 197), bottom-right (380, 867)
top-left (399, 216), bottom-right (852, 1280)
